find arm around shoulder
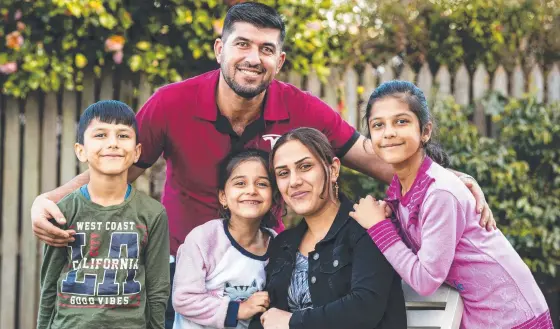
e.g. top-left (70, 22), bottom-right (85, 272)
top-left (341, 135), bottom-right (394, 184)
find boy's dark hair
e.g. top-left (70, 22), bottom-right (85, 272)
top-left (270, 128), bottom-right (338, 203)
top-left (217, 148), bottom-right (279, 229)
top-left (77, 100), bottom-right (138, 145)
top-left (363, 80), bottom-right (450, 167)
top-left (222, 2), bottom-right (286, 47)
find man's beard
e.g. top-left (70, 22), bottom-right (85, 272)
top-left (221, 62), bottom-right (271, 99)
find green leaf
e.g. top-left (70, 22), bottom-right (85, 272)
top-left (128, 55), bottom-right (142, 72)
top-left (99, 13), bottom-right (118, 29)
top-left (75, 53), bottom-right (88, 68)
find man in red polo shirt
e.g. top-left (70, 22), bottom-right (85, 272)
top-left (31, 2), bottom-right (494, 328)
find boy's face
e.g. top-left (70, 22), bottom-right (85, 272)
top-left (75, 119), bottom-right (141, 176)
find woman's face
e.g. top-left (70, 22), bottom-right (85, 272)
top-left (273, 140), bottom-right (339, 217)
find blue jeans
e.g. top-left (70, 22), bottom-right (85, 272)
top-left (165, 262), bottom-right (176, 329)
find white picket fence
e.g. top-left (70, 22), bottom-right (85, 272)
top-left (279, 62), bottom-right (560, 135)
top-left (1, 60), bottom-right (559, 329)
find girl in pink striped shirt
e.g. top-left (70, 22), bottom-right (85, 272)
top-left (350, 80), bottom-right (552, 329)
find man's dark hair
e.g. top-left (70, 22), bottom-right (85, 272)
top-left (222, 2), bottom-right (286, 46)
top-left (77, 100), bottom-right (138, 145)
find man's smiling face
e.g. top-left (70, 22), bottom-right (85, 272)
top-left (215, 22), bottom-right (286, 99)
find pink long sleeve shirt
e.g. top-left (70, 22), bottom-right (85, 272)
top-left (368, 157), bottom-right (552, 329)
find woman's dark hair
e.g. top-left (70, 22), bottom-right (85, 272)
top-left (363, 80), bottom-right (450, 167)
top-left (217, 148), bottom-right (278, 228)
top-left (270, 127), bottom-right (338, 202)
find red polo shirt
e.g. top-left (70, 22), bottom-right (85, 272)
top-left (135, 70), bottom-right (359, 255)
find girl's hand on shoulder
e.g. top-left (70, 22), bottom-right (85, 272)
top-left (349, 195), bottom-right (388, 229)
top-left (238, 291), bottom-right (270, 320)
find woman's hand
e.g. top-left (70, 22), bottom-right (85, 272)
top-left (238, 291), bottom-right (270, 320)
top-left (260, 308), bottom-right (292, 329)
top-left (349, 195), bottom-right (388, 229)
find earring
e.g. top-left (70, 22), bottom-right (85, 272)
top-left (222, 204), bottom-right (228, 210)
top-left (334, 181), bottom-right (339, 199)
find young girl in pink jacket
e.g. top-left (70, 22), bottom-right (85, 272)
top-left (350, 80), bottom-right (552, 329)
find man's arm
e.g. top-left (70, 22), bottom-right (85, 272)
top-left (31, 165), bottom-right (147, 246)
top-left (44, 171), bottom-right (90, 204)
top-left (31, 171), bottom-right (90, 246)
top-left (342, 135), bottom-right (496, 230)
top-left (341, 135), bottom-right (394, 184)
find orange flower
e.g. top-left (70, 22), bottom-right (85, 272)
top-left (105, 35), bottom-right (125, 52)
top-left (17, 22), bottom-right (25, 31)
top-left (213, 19), bottom-right (224, 35)
top-left (6, 31), bottom-right (23, 50)
top-left (88, 1), bottom-right (104, 13)
top-left (337, 100), bottom-right (345, 114)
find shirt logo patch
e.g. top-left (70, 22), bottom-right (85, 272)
top-left (263, 134), bottom-right (282, 148)
top-left (224, 279), bottom-right (260, 302)
top-left (453, 280), bottom-right (465, 292)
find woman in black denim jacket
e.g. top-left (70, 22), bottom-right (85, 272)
top-left (249, 128), bottom-right (406, 329)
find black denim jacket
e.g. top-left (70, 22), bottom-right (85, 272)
top-left (249, 195), bottom-right (407, 329)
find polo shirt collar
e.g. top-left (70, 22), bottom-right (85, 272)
top-left (194, 69), bottom-right (290, 122)
top-left (194, 70), bottom-right (220, 121)
top-left (263, 79), bottom-right (289, 121)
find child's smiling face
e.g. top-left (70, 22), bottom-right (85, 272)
top-left (75, 119), bottom-right (141, 176)
top-left (367, 97), bottom-right (431, 165)
top-left (219, 159), bottom-right (273, 223)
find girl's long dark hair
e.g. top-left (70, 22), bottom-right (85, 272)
top-left (364, 80), bottom-right (450, 167)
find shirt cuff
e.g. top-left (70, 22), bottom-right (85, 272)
top-left (224, 301), bottom-right (240, 327)
top-left (336, 130), bottom-right (360, 158)
top-left (134, 161), bottom-right (153, 169)
top-left (288, 310), bottom-right (304, 329)
top-left (367, 219), bottom-right (401, 253)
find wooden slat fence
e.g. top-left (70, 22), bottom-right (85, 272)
top-left (0, 60), bottom-right (559, 329)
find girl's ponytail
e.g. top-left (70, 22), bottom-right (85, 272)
top-left (424, 140), bottom-right (450, 167)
